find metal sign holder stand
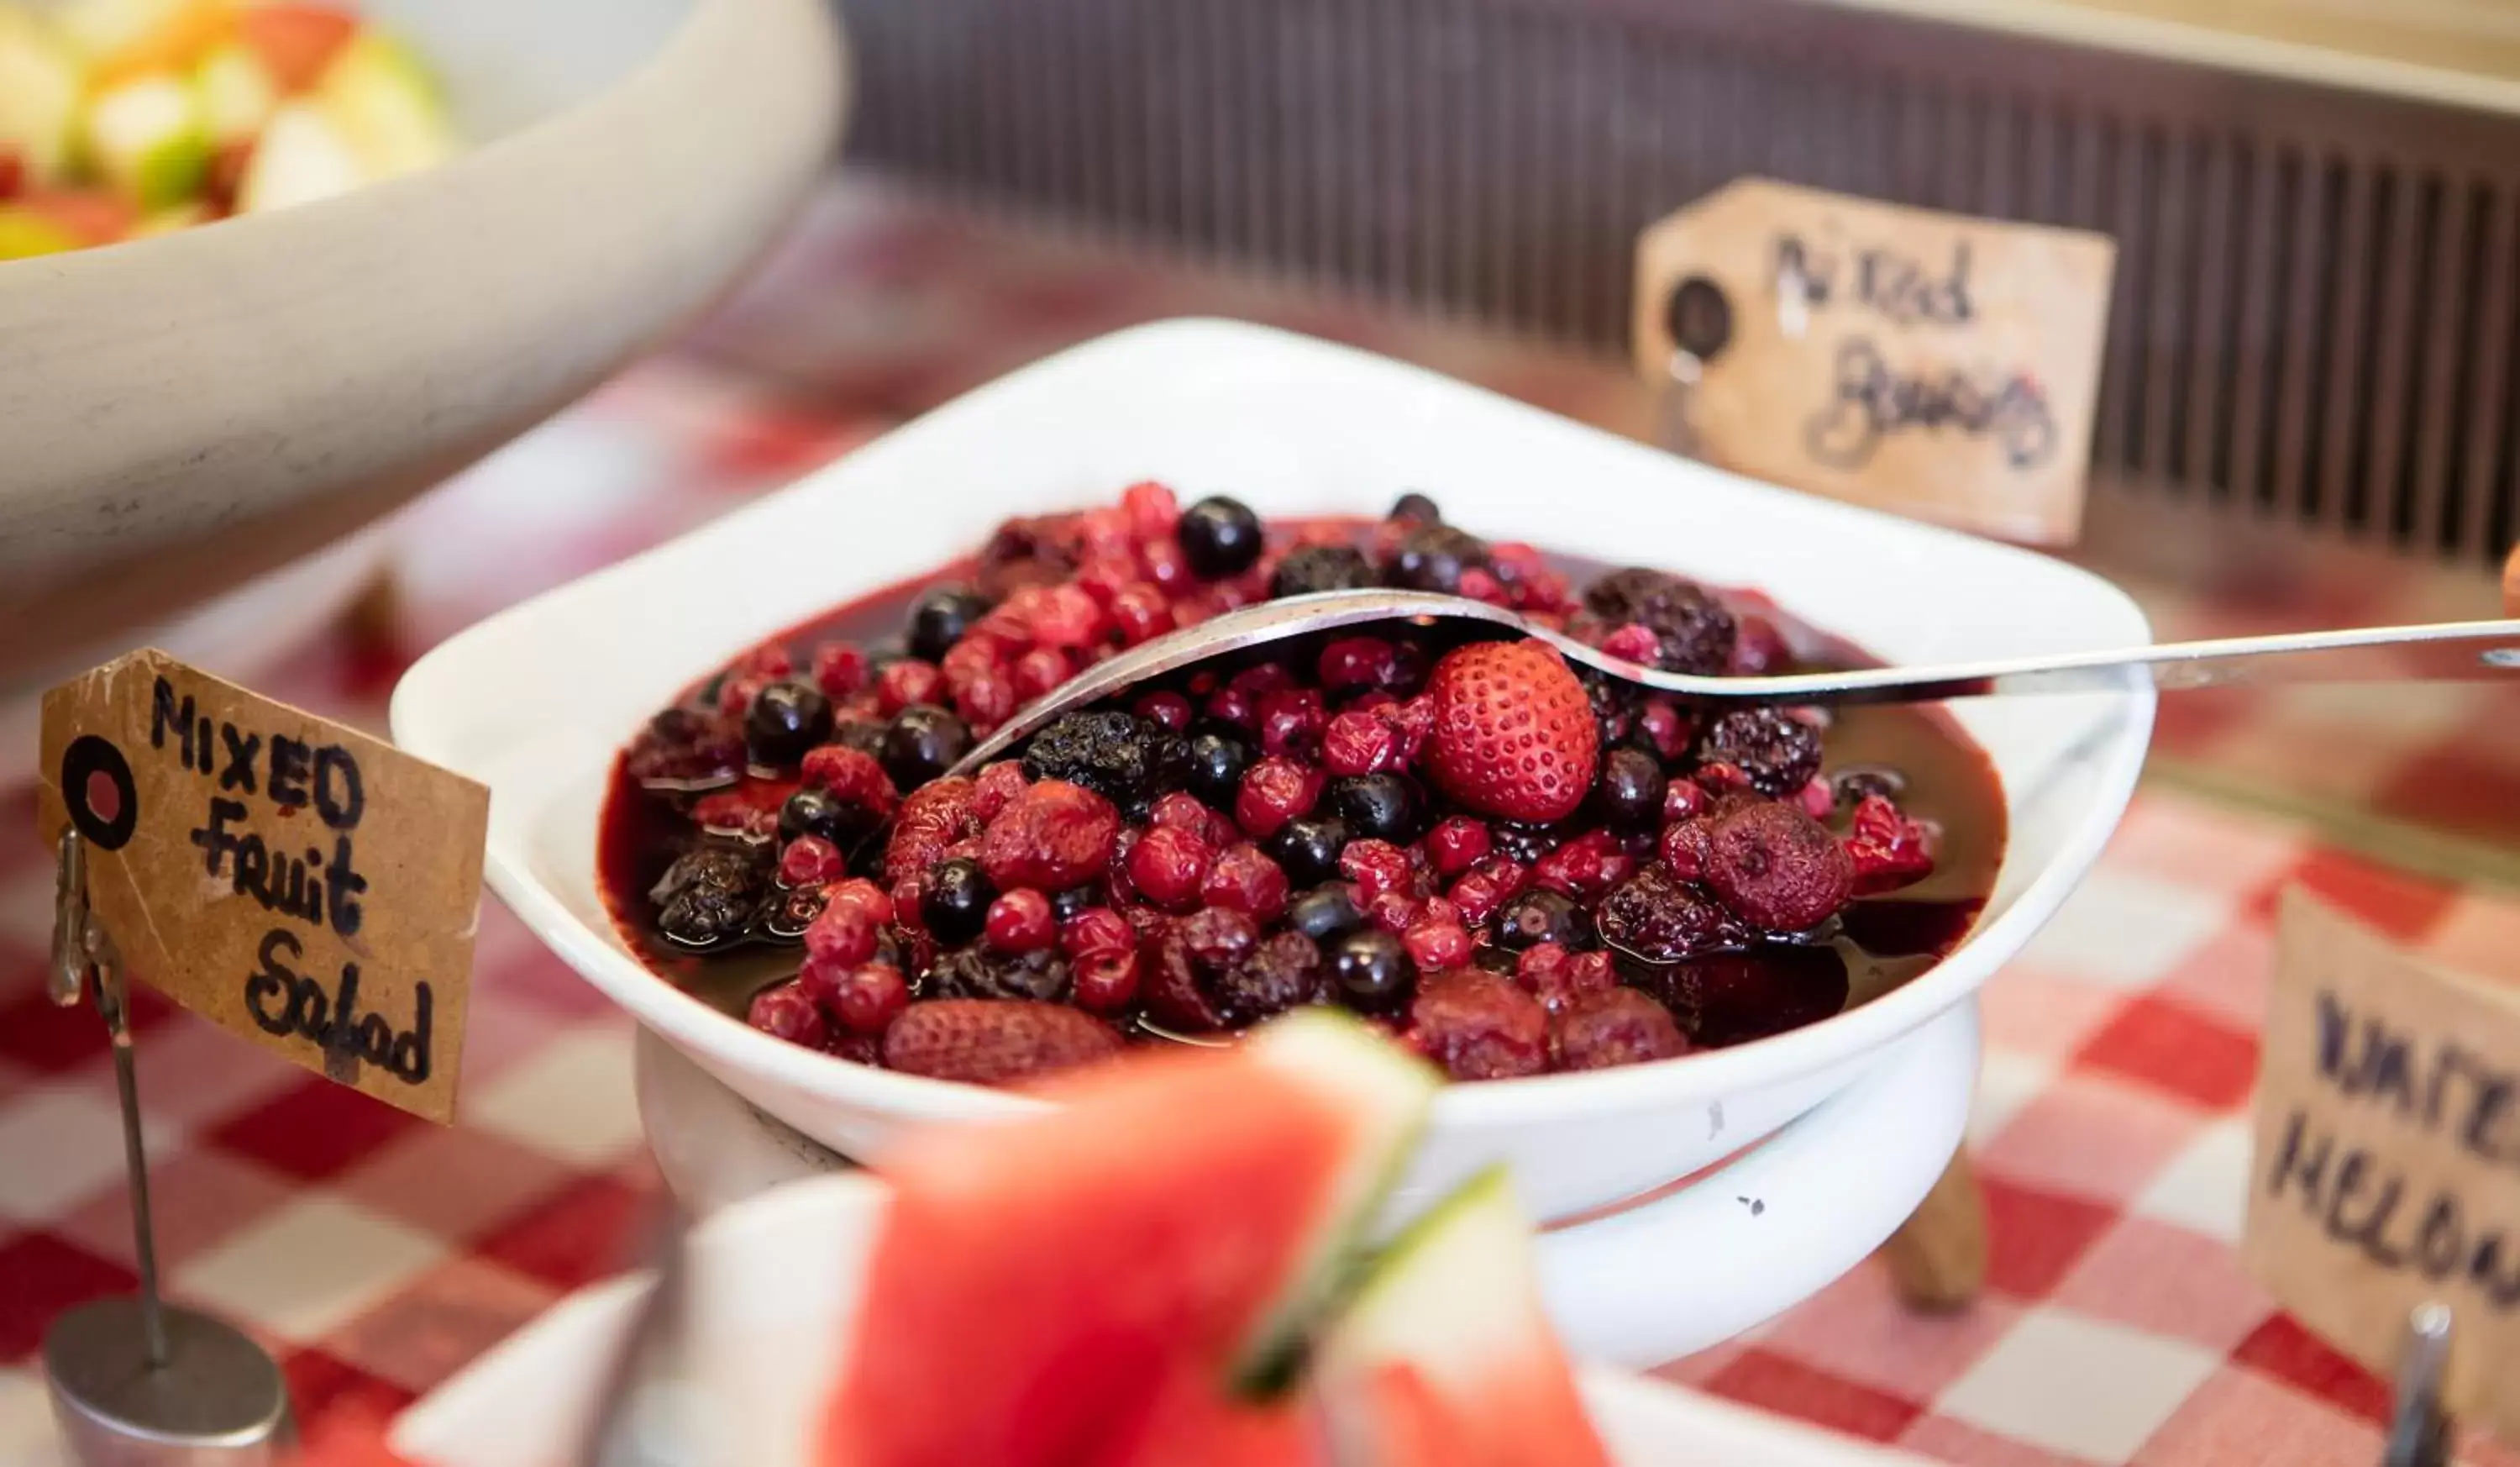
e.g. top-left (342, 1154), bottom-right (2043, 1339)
top-left (41, 828), bottom-right (295, 1466)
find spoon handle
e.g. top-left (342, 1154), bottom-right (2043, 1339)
top-left (1673, 619), bottom-right (2520, 706)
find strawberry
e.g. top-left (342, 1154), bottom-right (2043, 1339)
top-left (1422, 640), bottom-right (1599, 823)
top-left (885, 776), bottom-right (981, 884)
top-left (880, 999), bottom-right (1124, 1086)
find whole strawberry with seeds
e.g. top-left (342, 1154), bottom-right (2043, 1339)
top-left (1422, 639), bottom-right (1599, 823)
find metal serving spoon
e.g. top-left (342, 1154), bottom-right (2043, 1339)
top-left (948, 587), bottom-right (2520, 776)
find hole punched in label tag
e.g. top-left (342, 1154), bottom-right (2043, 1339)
top-left (1656, 275), bottom-right (1734, 460)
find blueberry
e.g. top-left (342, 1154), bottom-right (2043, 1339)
top-left (1288, 883), bottom-right (1368, 943)
top-left (880, 704), bottom-right (972, 790)
top-left (1268, 816), bottom-right (1352, 888)
top-left (1328, 928), bottom-right (1415, 1013)
top-left (1176, 496), bottom-right (1264, 579)
top-left (1592, 747), bottom-right (1665, 828)
top-left (921, 858), bottom-right (995, 945)
top-left (905, 586), bottom-right (990, 663)
top-left (1389, 492), bottom-right (1442, 524)
top-left (1382, 524), bottom-right (1487, 594)
top-left (1051, 885), bottom-right (1102, 923)
top-left (780, 787), bottom-right (879, 846)
top-left (1185, 728), bottom-right (1254, 807)
top-left (744, 681), bottom-right (832, 768)
top-left (1494, 889), bottom-right (1590, 951)
top-left (1330, 772), bottom-right (1425, 844)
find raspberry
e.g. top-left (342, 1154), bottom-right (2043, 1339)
top-left (877, 659), bottom-right (945, 715)
top-left (1553, 988), bottom-right (1688, 1070)
top-left (716, 673), bottom-right (771, 719)
top-left (885, 776), bottom-right (979, 884)
top-left (1133, 690), bottom-right (1194, 733)
top-left (1369, 891), bottom-right (1425, 934)
top-left (1446, 865), bottom-right (1518, 927)
top-left (1012, 647), bottom-right (1073, 703)
top-left (1058, 906), bottom-right (1135, 959)
top-left (1109, 585), bottom-right (1174, 647)
top-left (1201, 843), bottom-right (1291, 923)
top-left (747, 982), bottom-right (827, 1049)
top-left (1694, 760), bottom-right (1754, 795)
top-left (1457, 566), bottom-right (1507, 604)
top-left (1696, 708), bottom-right (1824, 799)
top-left (971, 760), bottom-right (1032, 823)
top-left (1139, 535), bottom-right (1193, 593)
top-left (1730, 613), bottom-right (1792, 675)
top-left (1797, 777), bottom-right (1836, 820)
top-left (1072, 949), bottom-right (1140, 1014)
top-left (1126, 823), bottom-right (1215, 911)
top-left (801, 744), bottom-right (898, 811)
top-left (1663, 778), bottom-right (1708, 825)
top-left (1601, 622), bottom-right (1662, 665)
top-left (1638, 701), bottom-right (1692, 760)
top-left (1660, 818), bottom-right (1713, 881)
top-left (1235, 757), bottom-right (1324, 839)
top-left (812, 642), bottom-right (871, 698)
top-left (1404, 970), bottom-right (1548, 1081)
top-left (831, 964), bottom-right (911, 1035)
top-left (880, 1000), bottom-right (1121, 1086)
top-left (1257, 687), bottom-right (1328, 760)
top-left (1845, 794), bottom-right (1937, 895)
top-left (803, 895), bottom-right (878, 966)
top-left (985, 889), bottom-right (1058, 954)
top-left (827, 878), bottom-right (893, 926)
top-left (1121, 480), bottom-right (1180, 541)
top-left (1373, 696), bottom-right (1436, 768)
top-left (1319, 636), bottom-right (1401, 691)
top-left (1529, 829), bottom-right (1633, 902)
top-left (1339, 839), bottom-right (1414, 902)
top-left (1596, 866), bottom-right (1748, 962)
top-left (778, 835), bottom-right (845, 888)
top-left (1179, 907), bottom-right (1259, 970)
top-left (1321, 711), bottom-right (1399, 777)
top-left (1425, 816), bottom-right (1491, 877)
top-left (978, 780), bottom-right (1122, 893)
top-left (1510, 941), bottom-right (1616, 1014)
top-left (1704, 801), bottom-right (1854, 932)
top-left (1402, 920), bottom-right (1473, 972)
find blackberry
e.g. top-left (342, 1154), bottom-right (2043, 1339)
top-left (650, 841), bottom-right (770, 950)
top-left (1488, 820), bottom-right (1566, 866)
top-left (1022, 711), bottom-right (1164, 804)
top-left (1696, 709), bottom-right (1823, 798)
top-left (1596, 866), bottom-right (1751, 964)
top-left (1270, 544), bottom-right (1378, 598)
top-left (1381, 523), bottom-right (1489, 594)
top-left (1575, 665), bottom-right (1639, 748)
top-left (1582, 568), bottom-right (1738, 676)
top-left (925, 944), bottom-right (1073, 1003)
top-left (1210, 931), bottom-right (1323, 1027)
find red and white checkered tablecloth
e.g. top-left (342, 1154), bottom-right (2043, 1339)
top-left (5, 174), bottom-right (2519, 1466)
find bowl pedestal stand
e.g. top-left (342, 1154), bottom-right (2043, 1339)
top-left (630, 1001), bottom-right (1982, 1366)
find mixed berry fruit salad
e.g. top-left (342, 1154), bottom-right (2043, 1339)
top-left (601, 484), bottom-right (2005, 1086)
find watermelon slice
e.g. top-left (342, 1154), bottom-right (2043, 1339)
top-left (822, 1010), bottom-right (1437, 1467)
top-left (1094, 1354), bottom-right (1315, 1467)
top-left (1314, 1167), bottom-right (1614, 1467)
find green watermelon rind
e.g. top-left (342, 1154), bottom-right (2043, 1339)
top-left (1321, 1163), bottom-right (1526, 1365)
top-left (1227, 1009), bottom-right (1443, 1398)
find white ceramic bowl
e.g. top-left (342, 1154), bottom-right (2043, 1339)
top-left (392, 319), bottom-right (2152, 1343)
top-left (392, 1170), bottom-right (1940, 1467)
top-left (0, 0), bottom-right (845, 691)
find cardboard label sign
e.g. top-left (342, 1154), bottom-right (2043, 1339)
top-left (34, 649), bottom-right (488, 1123)
top-left (1633, 178), bottom-right (2116, 545)
top-left (2244, 889), bottom-right (2520, 1443)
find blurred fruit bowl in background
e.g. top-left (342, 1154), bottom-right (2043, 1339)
top-left (0, 0), bottom-right (459, 255)
top-left (0, 0), bottom-right (844, 735)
